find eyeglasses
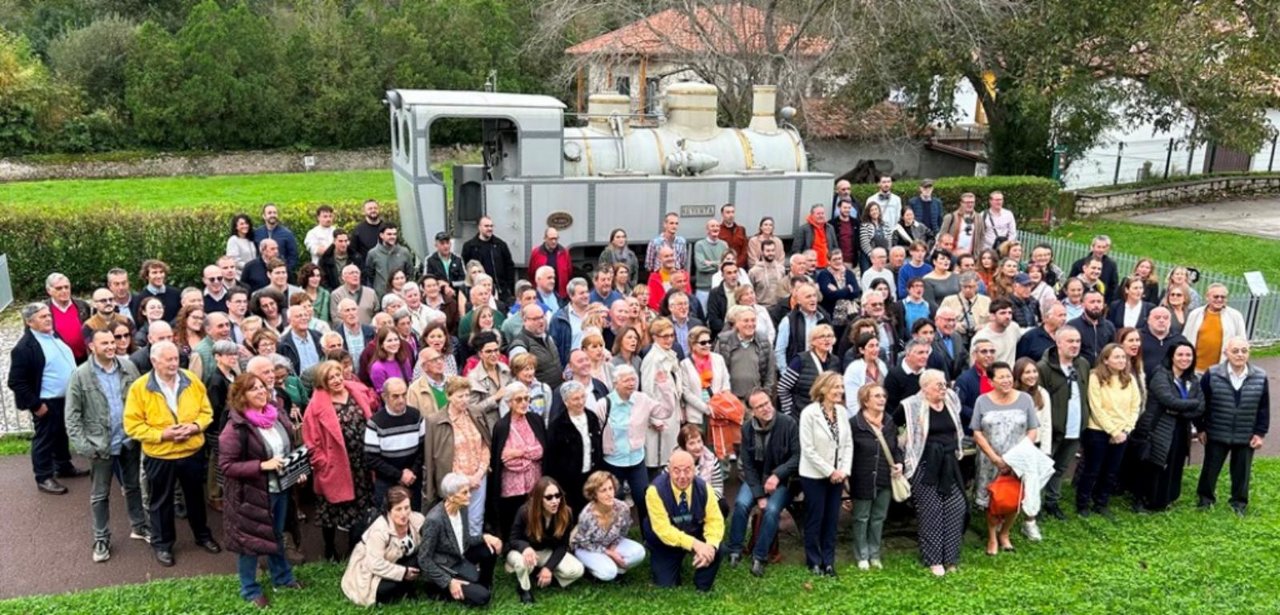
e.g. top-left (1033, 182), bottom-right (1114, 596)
top-left (511, 395), bottom-right (530, 402)
top-left (543, 493), bottom-right (562, 502)
top-left (694, 340), bottom-right (711, 347)
top-left (113, 333), bottom-right (130, 340)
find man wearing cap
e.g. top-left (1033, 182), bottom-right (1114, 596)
top-left (907, 179), bottom-right (944, 235)
top-left (425, 231), bottom-right (466, 299)
top-left (1008, 273), bottom-right (1041, 329)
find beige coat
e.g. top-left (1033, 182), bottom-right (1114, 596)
top-left (341, 512), bottom-right (426, 607)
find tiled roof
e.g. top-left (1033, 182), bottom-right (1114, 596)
top-left (565, 3), bottom-right (829, 57)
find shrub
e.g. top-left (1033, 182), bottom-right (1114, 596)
top-left (0, 201), bottom-right (397, 301)
top-left (847, 175), bottom-right (1063, 221)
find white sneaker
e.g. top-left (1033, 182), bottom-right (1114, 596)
top-left (130, 529), bottom-right (152, 543)
top-left (1022, 520), bottom-right (1043, 542)
top-left (870, 559), bottom-right (883, 569)
top-left (93, 540), bottom-right (110, 563)
top-left (857, 560), bottom-right (870, 571)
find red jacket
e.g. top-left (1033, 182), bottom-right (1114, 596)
top-left (647, 270), bottom-right (692, 312)
top-left (302, 382), bottom-right (374, 504)
top-left (719, 222), bottom-right (749, 268)
top-left (528, 244), bottom-right (573, 298)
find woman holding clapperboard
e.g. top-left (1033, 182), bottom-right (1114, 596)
top-left (219, 372), bottom-right (308, 608)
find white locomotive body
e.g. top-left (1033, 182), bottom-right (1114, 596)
top-left (386, 82), bottom-right (832, 270)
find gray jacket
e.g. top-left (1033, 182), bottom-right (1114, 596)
top-left (65, 357), bottom-right (141, 459)
top-left (365, 242), bottom-right (416, 296)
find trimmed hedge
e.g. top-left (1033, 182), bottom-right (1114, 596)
top-left (848, 175), bottom-right (1064, 221)
top-left (0, 202), bottom-right (395, 301)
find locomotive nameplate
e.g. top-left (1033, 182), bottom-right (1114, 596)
top-left (546, 211), bottom-right (574, 230)
top-left (680, 205), bottom-right (716, 217)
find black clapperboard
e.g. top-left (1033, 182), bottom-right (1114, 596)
top-left (275, 446), bottom-right (312, 490)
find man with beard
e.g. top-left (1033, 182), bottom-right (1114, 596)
top-left (82, 288), bottom-right (121, 341)
top-left (364, 224), bottom-right (416, 297)
top-left (319, 228), bottom-right (356, 290)
top-left (304, 204), bottom-right (337, 265)
top-left (253, 203), bottom-right (300, 273)
top-left (969, 298), bottom-right (1022, 366)
top-left (749, 241), bottom-right (787, 309)
top-left (1140, 307), bottom-right (1188, 376)
top-left (462, 216), bottom-right (516, 302)
top-left (832, 197), bottom-right (860, 270)
top-left (725, 389), bottom-right (797, 577)
top-left (865, 175), bottom-right (903, 229)
top-left (350, 199), bottom-right (388, 268)
top-left (907, 179), bottom-right (943, 235)
top-left (939, 192), bottom-right (985, 257)
top-left (706, 261), bottom-right (743, 336)
top-left (425, 231), bottom-right (466, 299)
top-left (1068, 291), bottom-right (1115, 366)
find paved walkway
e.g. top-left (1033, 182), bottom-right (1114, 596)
top-left (1111, 196), bottom-right (1280, 240)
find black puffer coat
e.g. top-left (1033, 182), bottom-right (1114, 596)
top-left (1136, 366), bottom-right (1203, 469)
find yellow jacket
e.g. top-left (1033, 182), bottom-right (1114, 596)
top-left (124, 369), bottom-right (212, 460)
top-left (1086, 373), bottom-right (1141, 437)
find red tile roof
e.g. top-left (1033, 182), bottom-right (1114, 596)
top-left (565, 3), bottom-right (829, 57)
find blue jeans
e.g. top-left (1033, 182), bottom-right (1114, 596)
top-left (727, 484), bottom-right (792, 561)
top-left (237, 491), bottom-right (296, 601)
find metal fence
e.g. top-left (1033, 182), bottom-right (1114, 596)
top-left (1020, 231), bottom-right (1280, 345)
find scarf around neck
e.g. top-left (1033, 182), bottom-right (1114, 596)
top-left (808, 213), bottom-right (829, 268)
top-left (245, 403), bottom-right (279, 429)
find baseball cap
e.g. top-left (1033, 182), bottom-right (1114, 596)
top-left (1014, 273), bottom-right (1033, 286)
top-left (434, 232), bottom-right (451, 242)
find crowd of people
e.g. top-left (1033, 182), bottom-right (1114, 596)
top-left (7, 182), bottom-right (1270, 607)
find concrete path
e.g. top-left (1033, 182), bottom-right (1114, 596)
top-left (1111, 197), bottom-right (1280, 240)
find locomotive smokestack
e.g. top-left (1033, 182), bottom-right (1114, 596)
top-left (748, 85), bottom-right (778, 133)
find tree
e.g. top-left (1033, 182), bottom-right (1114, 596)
top-left (858, 0), bottom-right (1280, 175)
top-left (47, 15), bottom-right (138, 111)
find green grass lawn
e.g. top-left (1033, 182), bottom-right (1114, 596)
top-left (1046, 219), bottom-right (1280, 278)
top-left (2, 461), bottom-right (1277, 614)
top-left (0, 170), bottom-right (398, 212)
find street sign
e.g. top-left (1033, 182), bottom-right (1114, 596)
top-left (1244, 271), bottom-right (1270, 297)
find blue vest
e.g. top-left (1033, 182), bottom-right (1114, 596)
top-left (652, 471), bottom-right (708, 539)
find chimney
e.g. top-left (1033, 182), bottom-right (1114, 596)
top-left (665, 82), bottom-right (720, 137)
top-left (748, 85), bottom-right (778, 133)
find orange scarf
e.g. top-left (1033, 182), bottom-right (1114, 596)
top-left (809, 214), bottom-right (829, 267)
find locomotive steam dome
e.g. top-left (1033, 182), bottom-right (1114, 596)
top-left (561, 83), bottom-right (806, 178)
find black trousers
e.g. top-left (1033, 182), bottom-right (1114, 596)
top-left (1197, 440), bottom-right (1255, 509)
top-left (375, 555), bottom-right (420, 604)
top-left (31, 397), bottom-right (74, 483)
top-left (424, 544), bottom-right (496, 607)
top-left (145, 453), bottom-right (212, 552)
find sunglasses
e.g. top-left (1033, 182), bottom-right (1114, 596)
top-left (543, 493), bottom-right (562, 501)
top-left (695, 340), bottom-right (711, 347)
top-left (113, 333), bottom-right (130, 340)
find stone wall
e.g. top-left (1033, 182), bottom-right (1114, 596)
top-left (1075, 174), bottom-right (1280, 215)
top-left (0, 148), bottom-right (391, 182)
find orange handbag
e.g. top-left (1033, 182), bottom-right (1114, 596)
top-left (987, 474), bottom-right (1023, 516)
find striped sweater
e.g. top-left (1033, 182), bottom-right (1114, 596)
top-left (363, 407), bottom-right (426, 484)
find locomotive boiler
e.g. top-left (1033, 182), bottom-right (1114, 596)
top-left (385, 82), bottom-right (832, 270)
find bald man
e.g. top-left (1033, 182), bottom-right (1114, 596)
top-left (365, 377), bottom-right (425, 511)
top-left (643, 450), bottom-right (725, 591)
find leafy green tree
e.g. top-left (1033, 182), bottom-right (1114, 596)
top-left (47, 14), bottom-right (138, 110)
top-left (123, 20), bottom-right (182, 146)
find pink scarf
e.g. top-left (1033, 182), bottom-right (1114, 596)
top-left (244, 403), bottom-right (279, 429)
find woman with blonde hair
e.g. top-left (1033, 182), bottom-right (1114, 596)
top-left (1132, 258), bottom-right (1161, 304)
top-left (571, 471), bottom-right (646, 581)
top-left (582, 332), bottom-right (614, 389)
top-left (1164, 266), bottom-right (1202, 310)
top-left (777, 323), bottom-right (842, 418)
top-left (679, 326), bottom-right (731, 428)
top-left (423, 377), bottom-right (492, 533)
top-left (798, 371), bottom-right (852, 576)
top-left (641, 318), bottom-right (697, 471)
top-left (303, 360), bottom-right (376, 560)
top-left (1077, 344), bottom-right (1142, 518)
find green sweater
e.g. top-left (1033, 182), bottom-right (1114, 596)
top-left (693, 238), bottom-right (729, 290)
